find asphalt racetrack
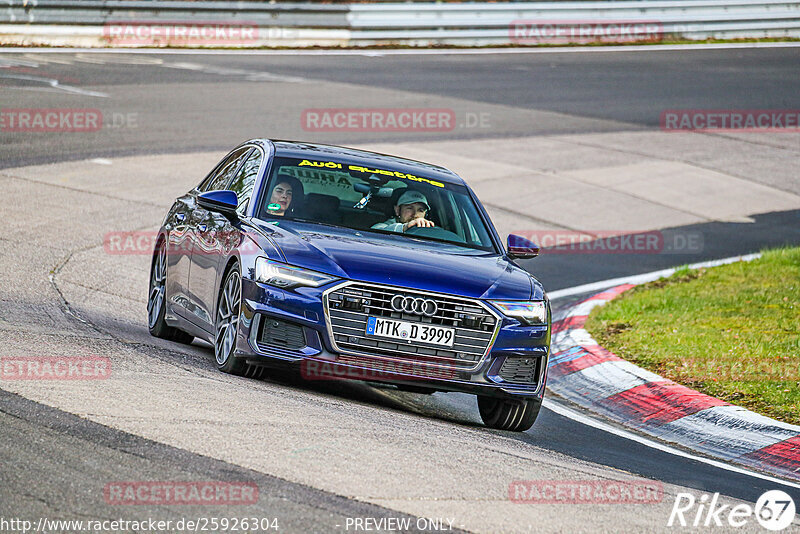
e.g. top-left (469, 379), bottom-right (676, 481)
top-left (1, 46), bottom-right (800, 533)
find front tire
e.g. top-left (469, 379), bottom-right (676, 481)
top-left (148, 239), bottom-right (193, 344)
top-left (477, 396), bottom-right (541, 432)
top-left (214, 264), bottom-right (264, 379)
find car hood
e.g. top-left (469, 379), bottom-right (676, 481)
top-left (259, 221), bottom-right (538, 300)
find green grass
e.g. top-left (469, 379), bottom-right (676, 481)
top-left (585, 247), bottom-right (800, 424)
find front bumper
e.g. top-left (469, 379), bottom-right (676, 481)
top-left (235, 278), bottom-right (550, 399)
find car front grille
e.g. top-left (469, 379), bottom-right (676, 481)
top-left (498, 356), bottom-right (540, 385)
top-left (324, 282), bottom-right (499, 371)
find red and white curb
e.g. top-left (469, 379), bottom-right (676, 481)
top-left (549, 281), bottom-right (800, 484)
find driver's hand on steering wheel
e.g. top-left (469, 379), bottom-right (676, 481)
top-left (403, 218), bottom-right (435, 232)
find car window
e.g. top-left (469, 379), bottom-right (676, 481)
top-left (256, 156), bottom-right (497, 252)
top-left (199, 147), bottom-right (251, 192)
top-left (228, 148), bottom-right (263, 216)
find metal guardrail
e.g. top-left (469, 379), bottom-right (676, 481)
top-left (350, 0), bottom-right (800, 44)
top-left (1, 0), bottom-right (799, 47)
top-left (2, 1), bottom-right (350, 28)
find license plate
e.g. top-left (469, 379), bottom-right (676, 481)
top-left (365, 317), bottom-right (455, 347)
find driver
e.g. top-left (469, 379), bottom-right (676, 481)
top-left (372, 190), bottom-right (435, 233)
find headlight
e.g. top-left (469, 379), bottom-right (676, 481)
top-left (490, 300), bottom-right (547, 325)
top-left (255, 258), bottom-right (337, 289)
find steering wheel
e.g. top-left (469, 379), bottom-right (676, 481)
top-left (405, 224), bottom-right (463, 242)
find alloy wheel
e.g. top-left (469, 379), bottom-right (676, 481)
top-left (147, 242), bottom-right (167, 329)
top-left (215, 269), bottom-right (241, 365)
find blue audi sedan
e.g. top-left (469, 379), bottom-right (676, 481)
top-left (148, 140), bottom-right (550, 431)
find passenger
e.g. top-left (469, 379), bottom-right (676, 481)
top-left (265, 175), bottom-right (298, 217)
top-left (372, 190), bottom-right (435, 233)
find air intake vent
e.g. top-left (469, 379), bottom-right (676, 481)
top-left (498, 357), bottom-right (540, 385)
top-left (258, 317), bottom-right (306, 350)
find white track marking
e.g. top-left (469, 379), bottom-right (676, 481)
top-left (547, 253), bottom-right (761, 300)
top-left (544, 398), bottom-right (800, 491)
top-left (0, 57), bottom-right (39, 67)
top-left (0, 72), bottom-right (108, 97)
top-left (0, 42), bottom-right (798, 56)
top-left (159, 61), bottom-right (306, 82)
top-left (73, 53), bottom-right (163, 65)
top-left (21, 53), bottom-right (74, 65)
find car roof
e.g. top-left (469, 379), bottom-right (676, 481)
top-left (252, 139), bottom-right (466, 186)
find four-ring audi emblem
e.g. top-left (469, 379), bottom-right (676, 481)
top-left (390, 295), bottom-right (438, 317)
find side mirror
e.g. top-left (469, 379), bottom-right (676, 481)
top-left (507, 234), bottom-right (539, 259)
top-left (198, 190), bottom-right (239, 218)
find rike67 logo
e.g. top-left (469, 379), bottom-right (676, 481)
top-left (668, 490), bottom-right (796, 531)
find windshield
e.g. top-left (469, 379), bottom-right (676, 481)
top-left (256, 156), bottom-right (497, 252)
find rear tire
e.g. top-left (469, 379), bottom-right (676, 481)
top-left (477, 396), bottom-right (541, 432)
top-left (148, 239), bottom-right (193, 344)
